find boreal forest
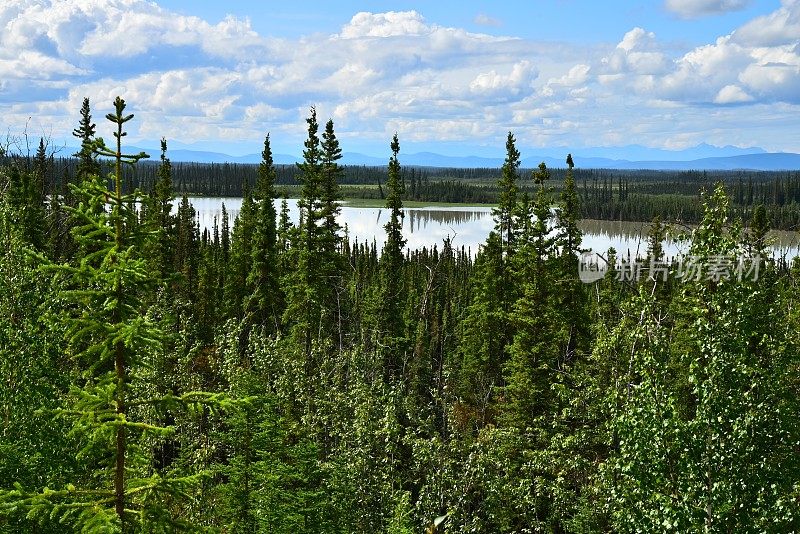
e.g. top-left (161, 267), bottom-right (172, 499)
top-left (0, 97), bottom-right (798, 533)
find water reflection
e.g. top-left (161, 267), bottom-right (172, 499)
top-left (580, 219), bottom-right (800, 260)
top-left (406, 209), bottom-right (489, 234)
top-left (181, 197), bottom-right (800, 259)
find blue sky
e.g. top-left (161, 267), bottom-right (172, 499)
top-left (1, 0), bottom-right (798, 158)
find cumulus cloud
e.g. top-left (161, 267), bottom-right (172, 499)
top-left (0, 0), bottom-right (268, 64)
top-left (540, 64), bottom-right (591, 98)
top-left (2, 0), bottom-right (800, 155)
top-left (602, 28), bottom-right (671, 74)
top-left (0, 3), bottom-right (557, 148)
top-left (0, 50), bottom-right (87, 79)
top-left (665, 0), bottom-right (752, 18)
top-left (339, 11), bottom-right (430, 39)
top-left (469, 61), bottom-right (537, 99)
top-left (734, 0), bottom-right (800, 46)
top-left (599, 3), bottom-right (800, 107)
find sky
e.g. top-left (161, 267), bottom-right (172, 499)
top-left (1, 0), bottom-right (799, 158)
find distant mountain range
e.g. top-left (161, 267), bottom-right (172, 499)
top-left (78, 144), bottom-right (800, 171)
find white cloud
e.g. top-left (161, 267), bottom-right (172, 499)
top-left (665, 0), bottom-right (752, 18)
top-left (739, 60), bottom-right (800, 102)
top-left (600, 11), bottom-right (800, 106)
top-left (2, 1), bottom-right (800, 155)
top-left (339, 11), bottom-right (429, 39)
top-left (243, 103), bottom-right (286, 122)
top-left (0, 0), bottom-right (266, 63)
top-left (734, 0), bottom-right (800, 46)
top-left (469, 60), bottom-right (537, 99)
top-left (0, 50), bottom-right (87, 79)
top-left (540, 64), bottom-right (590, 97)
top-left (602, 28), bottom-right (671, 75)
top-left (714, 84), bottom-right (754, 103)
top-left (324, 63), bottom-right (380, 93)
top-left (617, 27), bottom-right (652, 53)
top-left (557, 64), bottom-right (591, 86)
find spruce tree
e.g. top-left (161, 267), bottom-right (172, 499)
top-left (226, 190), bottom-right (255, 320)
top-left (143, 138), bottom-right (175, 278)
top-left (284, 107), bottom-right (325, 357)
top-left (379, 133), bottom-right (407, 380)
top-left (174, 194), bottom-right (199, 304)
top-left (552, 155), bottom-right (586, 365)
top-left (0, 97), bottom-right (221, 531)
top-left (245, 134), bottom-right (281, 335)
top-left (33, 138), bottom-right (50, 200)
top-left (558, 153), bottom-right (582, 257)
top-left (72, 97), bottom-right (101, 182)
top-left (457, 133), bottom-right (522, 424)
top-left (277, 197), bottom-right (293, 253)
top-left (492, 132), bottom-right (520, 257)
top-left (320, 119), bottom-right (343, 259)
top-left (503, 161), bottom-right (560, 429)
top-left (6, 160), bottom-right (46, 250)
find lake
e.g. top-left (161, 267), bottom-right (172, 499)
top-left (182, 197), bottom-right (800, 260)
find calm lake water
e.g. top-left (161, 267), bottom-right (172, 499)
top-left (183, 197), bottom-right (800, 259)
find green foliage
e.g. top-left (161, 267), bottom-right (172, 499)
top-left (379, 133), bottom-right (408, 380)
top-left (6, 163), bottom-right (46, 250)
top-left (605, 184), bottom-right (800, 531)
top-left (141, 138), bottom-right (175, 280)
top-left (226, 192), bottom-right (253, 320)
top-left (3, 108), bottom-right (799, 534)
top-left (72, 97), bottom-right (101, 182)
top-left (0, 98), bottom-right (222, 532)
top-left (491, 132), bottom-right (520, 255)
top-left (245, 134), bottom-right (281, 336)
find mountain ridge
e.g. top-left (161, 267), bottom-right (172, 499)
top-left (74, 145), bottom-right (799, 171)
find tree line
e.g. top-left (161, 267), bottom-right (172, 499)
top-left (12, 138), bottom-right (800, 230)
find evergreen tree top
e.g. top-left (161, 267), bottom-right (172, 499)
top-left (255, 133), bottom-right (276, 202)
top-left (533, 162), bottom-right (550, 185)
top-left (262, 133), bottom-right (274, 169)
top-left (322, 119), bottom-right (342, 165)
top-left (504, 132), bottom-right (521, 169)
top-left (299, 106), bottom-right (321, 169)
top-left (72, 97), bottom-right (96, 141)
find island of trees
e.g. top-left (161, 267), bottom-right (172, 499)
top-left (0, 97), bottom-right (798, 532)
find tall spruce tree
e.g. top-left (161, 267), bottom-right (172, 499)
top-left (558, 153), bottom-right (581, 257)
top-left (379, 133), bottom-right (407, 380)
top-left (492, 132), bottom-right (520, 257)
top-left (503, 161), bottom-right (561, 429)
top-left (457, 133), bottom-right (523, 426)
top-left (555, 154), bottom-right (587, 363)
top-left (319, 119), bottom-right (345, 348)
top-left (6, 163), bottom-right (46, 251)
top-left (245, 134), bottom-right (281, 335)
top-left (143, 138), bottom-right (175, 278)
top-left (320, 119), bottom-right (343, 260)
top-left (284, 107), bottom-right (325, 358)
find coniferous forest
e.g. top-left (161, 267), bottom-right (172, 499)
top-left (1, 97), bottom-right (799, 533)
top-left (34, 153), bottom-right (800, 231)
